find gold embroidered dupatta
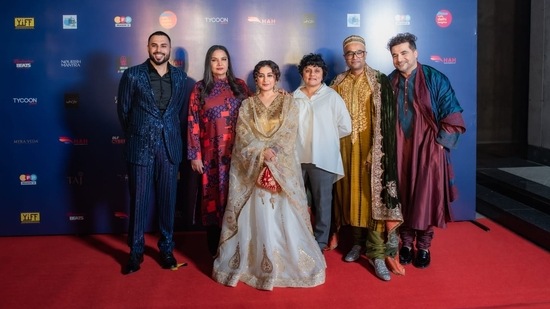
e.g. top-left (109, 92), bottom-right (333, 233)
top-left (219, 93), bottom-right (312, 245)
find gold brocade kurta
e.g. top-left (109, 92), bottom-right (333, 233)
top-left (331, 65), bottom-right (403, 232)
top-left (332, 71), bottom-right (376, 230)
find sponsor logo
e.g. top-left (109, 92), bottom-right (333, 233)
top-left (21, 212), bottom-right (40, 224)
top-left (172, 48), bottom-right (185, 68)
top-left (117, 56), bottom-right (130, 73)
top-left (65, 93), bottom-right (79, 108)
top-left (14, 59), bottom-right (33, 69)
top-left (58, 136), bottom-right (89, 146)
top-left (395, 14), bottom-right (411, 26)
top-left (20, 174), bottom-right (37, 185)
top-left (430, 55), bottom-right (457, 64)
top-left (303, 14), bottom-right (316, 26)
top-left (15, 17), bottom-right (34, 29)
top-left (114, 16), bottom-right (132, 27)
top-left (63, 15), bottom-right (77, 29)
top-left (67, 172), bottom-right (84, 186)
top-left (205, 17), bottom-right (229, 24)
top-left (68, 214), bottom-right (85, 221)
top-left (247, 16), bottom-right (276, 25)
top-left (61, 59), bottom-right (81, 68)
top-left (116, 174), bottom-right (129, 182)
top-left (347, 14), bottom-right (360, 27)
top-left (13, 98), bottom-right (38, 105)
top-left (172, 59), bottom-right (184, 68)
top-left (436, 9), bottom-right (453, 28)
top-left (13, 139), bottom-right (39, 144)
top-left (160, 11), bottom-right (177, 29)
top-left (114, 211), bottom-right (129, 219)
top-left (111, 136), bottom-right (126, 144)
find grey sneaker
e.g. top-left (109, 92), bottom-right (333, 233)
top-left (344, 245), bottom-right (362, 262)
top-left (369, 258), bottom-right (391, 281)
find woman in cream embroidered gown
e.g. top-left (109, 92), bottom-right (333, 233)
top-left (212, 60), bottom-right (326, 291)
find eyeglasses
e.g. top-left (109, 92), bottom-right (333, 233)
top-left (344, 50), bottom-right (366, 59)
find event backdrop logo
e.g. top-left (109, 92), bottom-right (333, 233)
top-left (247, 16), bottom-right (276, 25)
top-left (15, 17), bottom-right (34, 29)
top-left (205, 17), bottom-right (229, 24)
top-left (303, 14), bottom-right (316, 27)
top-left (58, 136), bottom-right (89, 145)
top-left (436, 9), bottom-right (453, 28)
top-left (159, 11), bottom-right (177, 29)
top-left (430, 55), bottom-right (457, 64)
top-left (395, 14), bottom-right (411, 26)
top-left (64, 93), bottom-right (80, 108)
top-left (61, 59), bottom-right (82, 68)
top-left (114, 16), bottom-right (132, 27)
top-left (67, 172), bottom-right (84, 186)
top-left (20, 174), bottom-right (37, 185)
top-left (13, 98), bottom-right (38, 106)
top-left (111, 136), bottom-right (126, 144)
top-left (14, 139), bottom-right (39, 144)
top-left (21, 212), bottom-right (40, 224)
top-left (67, 213), bottom-right (85, 221)
top-left (63, 15), bottom-right (77, 29)
top-left (114, 211), bottom-right (129, 219)
top-left (14, 59), bottom-right (33, 69)
top-left (116, 173), bottom-right (129, 182)
top-left (347, 14), bottom-right (360, 27)
top-left (117, 56), bottom-right (130, 73)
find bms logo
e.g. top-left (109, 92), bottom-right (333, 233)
top-left (20, 174), bottom-right (37, 185)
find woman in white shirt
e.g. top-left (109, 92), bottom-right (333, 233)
top-left (292, 53), bottom-right (352, 251)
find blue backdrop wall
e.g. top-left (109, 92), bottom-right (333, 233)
top-left (1, 0), bottom-right (477, 235)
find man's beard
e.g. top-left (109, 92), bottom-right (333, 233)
top-left (149, 52), bottom-right (170, 66)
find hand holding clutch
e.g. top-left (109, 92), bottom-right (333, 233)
top-left (256, 165), bottom-right (282, 193)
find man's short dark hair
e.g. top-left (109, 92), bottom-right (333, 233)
top-left (387, 32), bottom-right (417, 51)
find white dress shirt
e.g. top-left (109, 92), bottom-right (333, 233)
top-left (293, 83), bottom-right (352, 182)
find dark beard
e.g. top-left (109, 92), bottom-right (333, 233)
top-left (149, 53), bottom-right (170, 66)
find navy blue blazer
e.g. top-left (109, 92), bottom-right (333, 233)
top-left (117, 60), bottom-right (188, 166)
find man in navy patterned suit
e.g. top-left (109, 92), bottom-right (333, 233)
top-left (117, 31), bottom-right (188, 274)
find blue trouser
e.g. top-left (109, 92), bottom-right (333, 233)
top-left (127, 141), bottom-right (178, 255)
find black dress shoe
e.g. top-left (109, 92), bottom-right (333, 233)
top-left (124, 253), bottom-right (143, 275)
top-left (160, 252), bottom-right (177, 269)
top-left (399, 246), bottom-right (413, 265)
top-left (413, 249), bottom-right (431, 268)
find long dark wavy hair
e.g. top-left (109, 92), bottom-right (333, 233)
top-left (199, 45), bottom-right (247, 104)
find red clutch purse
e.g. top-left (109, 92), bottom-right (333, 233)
top-left (256, 165), bottom-right (282, 193)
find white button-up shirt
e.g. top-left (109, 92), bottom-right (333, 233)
top-left (293, 83), bottom-right (352, 182)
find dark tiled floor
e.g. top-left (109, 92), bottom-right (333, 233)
top-left (476, 146), bottom-right (550, 251)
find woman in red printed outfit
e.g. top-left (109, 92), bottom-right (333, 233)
top-left (187, 45), bottom-right (251, 256)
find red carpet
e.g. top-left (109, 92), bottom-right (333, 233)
top-left (1, 218), bottom-right (550, 309)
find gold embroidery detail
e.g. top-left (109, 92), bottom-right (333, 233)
top-left (298, 248), bottom-right (316, 274)
top-left (386, 180), bottom-right (398, 199)
top-left (334, 72), bottom-right (372, 144)
top-left (261, 245), bottom-right (273, 273)
top-left (228, 242), bottom-right (241, 270)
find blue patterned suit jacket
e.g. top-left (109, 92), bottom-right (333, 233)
top-left (117, 60), bottom-right (188, 166)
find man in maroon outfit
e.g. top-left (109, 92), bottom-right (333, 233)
top-left (387, 33), bottom-right (466, 268)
